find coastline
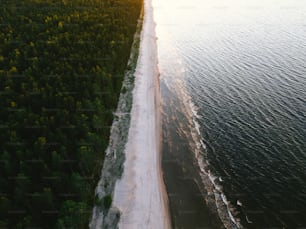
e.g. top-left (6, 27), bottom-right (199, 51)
top-left (89, 5), bottom-right (144, 229)
top-left (112, 0), bottom-right (171, 227)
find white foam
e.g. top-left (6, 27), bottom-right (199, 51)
top-left (237, 200), bottom-right (243, 206)
top-left (200, 139), bottom-right (207, 150)
top-left (189, 101), bottom-right (201, 119)
top-left (187, 98), bottom-right (244, 229)
top-left (221, 193), bottom-right (229, 205)
top-left (246, 215), bottom-right (253, 224)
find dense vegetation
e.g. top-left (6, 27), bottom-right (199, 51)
top-left (0, 0), bottom-right (142, 228)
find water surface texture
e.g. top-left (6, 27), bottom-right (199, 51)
top-left (154, 0), bottom-right (306, 228)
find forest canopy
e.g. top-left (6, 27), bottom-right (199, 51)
top-left (0, 0), bottom-right (142, 228)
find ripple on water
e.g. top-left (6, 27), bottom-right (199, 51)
top-left (155, 0), bottom-right (306, 227)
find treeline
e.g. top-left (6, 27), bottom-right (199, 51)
top-left (0, 0), bottom-right (142, 228)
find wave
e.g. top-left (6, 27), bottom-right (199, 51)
top-left (188, 98), bottom-right (244, 229)
top-left (160, 53), bottom-right (245, 228)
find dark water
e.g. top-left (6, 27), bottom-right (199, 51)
top-left (154, 0), bottom-right (306, 228)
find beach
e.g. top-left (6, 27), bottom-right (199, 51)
top-left (112, 0), bottom-right (171, 228)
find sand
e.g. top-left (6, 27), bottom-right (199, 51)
top-left (112, 0), bottom-right (171, 228)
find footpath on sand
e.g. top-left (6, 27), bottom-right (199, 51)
top-left (112, 0), bottom-right (171, 228)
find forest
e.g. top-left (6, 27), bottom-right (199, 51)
top-left (0, 0), bottom-right (142, 228)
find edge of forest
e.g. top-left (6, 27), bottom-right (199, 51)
top-left (89, 4), bottom-right (144, 229)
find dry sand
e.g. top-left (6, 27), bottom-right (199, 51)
top-left (112, 0), bottom-right (171, 228)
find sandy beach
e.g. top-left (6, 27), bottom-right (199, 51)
top-left (112, 0), bottom-right (171, 228)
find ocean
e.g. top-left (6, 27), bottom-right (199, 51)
top-left (154, 0), bottom-right (306, 228)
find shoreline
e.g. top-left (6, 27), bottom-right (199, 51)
top-left (112, 0), bottom-right (171, 227)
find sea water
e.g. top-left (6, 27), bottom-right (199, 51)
top-left (154, 0), bottom-right (306, 227)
